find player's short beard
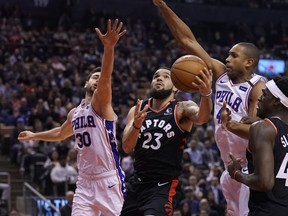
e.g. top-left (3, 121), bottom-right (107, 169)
top-left (150, 88), bottom-right (173, 99)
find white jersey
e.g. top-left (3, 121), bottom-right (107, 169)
top-left (214, 73), bottom-right (266, 167)
top-left (71, 101), bottom-right (124, 177)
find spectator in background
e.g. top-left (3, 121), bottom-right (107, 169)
top-left (180, 186), bottom-right (199, 215)
top-left (184, 139), bottom-right (204, 169)
top-left (59, 190), bottom-right (74, 216)
top-left (41, 149), bottom-right (59, 195)
top-left (50, 155), bottom-right (77, 196)
top-left (9, 209), bottom-right (21, 216)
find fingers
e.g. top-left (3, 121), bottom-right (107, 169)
top-left (222, 100), bottom-right (227, 111)
top-left (229, 152), bottom-right (237, 162)
top-left (193, 67), bottom-right (212, 94)
top-left (134, 99), bottom-right (141, 117)
top-left (107, 19), bottom-right (112, 31)
top-left (95, 28), bottom-right (102, 38)
top-left (116, 21), bottom-right (123, 32)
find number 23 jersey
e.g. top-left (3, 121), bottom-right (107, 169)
top-left (134, 99), bottom-right (190, 181)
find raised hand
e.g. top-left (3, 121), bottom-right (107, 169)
top-left (152, 0), bottom-right (164, 7)
top-left (95, 19), bottom-right (127, 48)
top-left (221, 101), bottom-right (232, 130)
top-left (191, 67), bottom-right (213, 97)
top-left (133, 99), bottom-right (149, 129)
top-left (227, 152), bottom-right (242, 179)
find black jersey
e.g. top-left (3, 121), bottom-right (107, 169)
top-left (134, 99), bottom-right (190, 181)
top-left (247, 117), bottom-right (288, 216)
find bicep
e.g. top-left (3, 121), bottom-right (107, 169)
top-left (249, 122), bottom-right (275, 181)
top-left (92, 77), bottom-right (114, 119)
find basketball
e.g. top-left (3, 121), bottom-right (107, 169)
top-left (171, 55), bottom-right (207, 93)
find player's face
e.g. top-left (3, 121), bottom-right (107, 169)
top-left (150, 68), bottom-right (174, 99)
top-left (256, 87), bottom-right (275, 119)
top-left (225, 44), bottom-right (248, 81)
top-left (84, 72), bottom-right (101, 95)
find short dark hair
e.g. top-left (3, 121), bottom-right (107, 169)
top-left (238, 42), bottom-right (260, 67)
top-left (86, 67), bottom-right (101, 81)
top-left (274, 76), bottom-right (288, 97)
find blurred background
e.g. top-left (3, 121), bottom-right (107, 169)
top-left (0, 0), bottom-right (287, 215)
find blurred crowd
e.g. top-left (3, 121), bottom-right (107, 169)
top-left (0, 2), bottom-right (287, 216)
top-left (166, 0), bottom-right (288, 9)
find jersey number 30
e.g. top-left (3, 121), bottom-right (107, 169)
top-left (76, 132), bottom-right (91, 148)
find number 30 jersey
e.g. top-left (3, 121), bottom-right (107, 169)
top-left (134, 99), bottom-right (190, 181)
top-left (71, 101), bottom-right (123, 177)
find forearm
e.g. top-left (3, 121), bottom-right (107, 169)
top-left (227, 121), bottom-right (250, 139)
top-left (33, 127), bottom-right (66, 142)
top-left (156, 1), bottom-right (196, 47)
top-left (122, 124), bottom-right (140, 154)
top-left (235, 172), bottom-right (271, 192)
top-left (101, 46), bottom-right (114, 79)
top-left (195, 96), bottom-right (212, 124)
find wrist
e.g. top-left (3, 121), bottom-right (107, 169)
top-left (233, 170), bottom-right (241, 180)
top-left (158, 0), bottom-right (166, 8)
top-left (132, 122), bottom-right (141, 130)
top-left (201, 90), bottom-right (212, 97)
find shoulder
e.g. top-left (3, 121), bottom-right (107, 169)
top-left (250, 79), bottom-right (266, 100)
top-left (67, 108), bottom-right (76, 117)
top-left (250, 119), bottom-right (277, 136)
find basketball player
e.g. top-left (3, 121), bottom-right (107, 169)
top-left (227, 77), bottom-right (288, 216)
top-left (152, 1), bottom-right (267, 215)
top-left (120, 67), bottom-right (213, 215)
top-left (18, 19), bottom-right (127, 216)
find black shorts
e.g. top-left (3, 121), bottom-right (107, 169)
top-left (120, 175), bottom-right (179, 216)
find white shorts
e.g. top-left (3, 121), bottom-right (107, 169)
top-left (72, 170), bottom-right (125, 216)
top-left (220, 169), bottom-right (249, 216)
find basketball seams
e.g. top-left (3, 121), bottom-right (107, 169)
top-left (174, 59), bottom-right (206, 67)
top-left (172, 66), bottom-right (200, 76)
top-left (171, 55), bottom-right (206, 93)
top-left (171, 70), bottom-right (198, 92)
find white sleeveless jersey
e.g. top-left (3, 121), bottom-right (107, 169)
top-left (71, 101), bottom-right (124, 177)
top-left (214, 73), bottom-right (266, 167)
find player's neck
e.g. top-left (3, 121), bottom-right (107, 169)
top-left (231, 73), bottom-right (253, 84)
top-left (83, 96), bottom-right (92, 106)
top-left (150, 96), bottom-right (173, 110)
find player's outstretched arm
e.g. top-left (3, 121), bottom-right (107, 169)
top-left (122, 100), bottom-right (148, 154)
top-left (18, 108), bottom-right (75, 142)
top-left (152, 0), bottom-right (225, 78)
top-left (92, 19), bottom-right (126, 120)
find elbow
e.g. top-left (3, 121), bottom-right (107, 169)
top-left (194, 117), bottom-right (209, 126)
top-left (259, 179), bottom-right (274, 192)
top-left (121, 142), bottom-right (133, 154)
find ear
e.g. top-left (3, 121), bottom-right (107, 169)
top-left (273, 97), bottom-right (282, 107)
top-left (84, 81), bottom-right (88, 88)
top-left (246, 58), bottom-right (254, 68)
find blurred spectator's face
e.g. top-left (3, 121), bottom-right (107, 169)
top-left (9, 210), bottom-right (19, 216)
